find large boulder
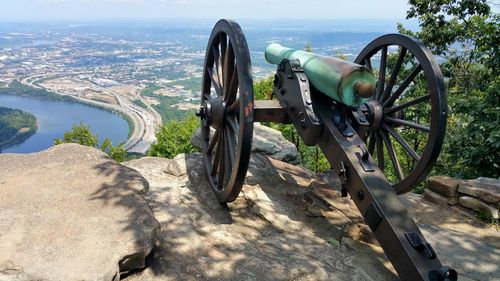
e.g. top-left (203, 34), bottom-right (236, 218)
top-left (0, 144), bottom-right (160, 281)
top-left (191, 122), bottom-right (300, 164)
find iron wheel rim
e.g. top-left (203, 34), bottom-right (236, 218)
top-left (355, 33), bottom-right (447, 194)
top-left (200, 19), bottom-right (254, 203)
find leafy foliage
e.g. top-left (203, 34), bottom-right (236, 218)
top-left (54, 123), bottom-right (98, 147)
top-left (399, 0), bottom-right (499, 178)
top-left (0, 80), bottom-right (76, 102)
top-left (254, 76), bottom-right (274, 100)
top-left (254, 77), bottom-right (330, 173)
top-left (0, 107), bottom-right (37, 149)
top-left (54, 123), bottom-right (126, 162)
top-left (148, 114), bottom-right (199, 158)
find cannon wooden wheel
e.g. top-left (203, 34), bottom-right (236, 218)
top-left (354, 34), bottom-right (447, 194)
top-left (198, 19), bottom-right (254, 203)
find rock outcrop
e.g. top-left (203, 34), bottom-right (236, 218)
top-left (426, 176), bottom-right (500, 219)
top-left (0, 144), bottom-right (160, 281)
top-left (123, 153), bottom-right (500, 281)
top-left (1, 144), bottom-right (499, 281)
top-left (122, 153), bottom-right (397, 281)
top-left (191, 123), bottom-right (300, 164)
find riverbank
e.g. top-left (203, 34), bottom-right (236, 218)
top-left (22, 74), bottom-right (164, 153)
top-left (0, 80), bottom-right (135, 138)
top-left (0, 107), bottom-right (38, 149)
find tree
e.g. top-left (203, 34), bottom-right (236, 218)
top-left (54, 123), bottom-right (127, 162)
top-left (254, 76), bottom-right (274, 100)
top-left (253, 77), bottom-right (330, 173)
top-left (54, 123), bottom-right (98, 147)
top-left (148, 115), bottom-right (199, 158)
top-left (398, 0), bottom-right (499, 178)
top-left (101, 138), bottom-right (127, 162)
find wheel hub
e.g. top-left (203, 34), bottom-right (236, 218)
top-left (202, 96), bottom-right (225, 130)
top-left (364, 100), bottom-right (384, 130)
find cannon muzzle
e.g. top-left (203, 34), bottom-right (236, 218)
top-left (265, 43), bottom-right (375, 107)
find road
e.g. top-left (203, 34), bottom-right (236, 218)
top-left (20, 74), bottom-right (162, 154)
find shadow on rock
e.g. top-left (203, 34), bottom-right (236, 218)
top-left (122, 152), bottom-right (398, 281)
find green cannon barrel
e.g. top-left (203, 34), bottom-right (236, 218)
top-left (265, 43), bottom-right (376, 107)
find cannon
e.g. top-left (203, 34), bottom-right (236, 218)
top-left (196, 19), bottom-right (457, 281)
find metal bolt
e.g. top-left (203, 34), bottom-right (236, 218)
top-left (300, 76), bottom-right (307, 82)
top-left (306, 97), bottom-right (312, 105)
top-left (274, 74), bottom-right (281, 88)
top-left (357, 190), bottom-right (364, 201)
top-left (195, 108), bottom-right (204, 117)
top-left (298, 111), bottom-right (306, 127)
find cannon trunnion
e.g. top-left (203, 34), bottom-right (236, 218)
top-left (197, 19), bottom-right (456, 281)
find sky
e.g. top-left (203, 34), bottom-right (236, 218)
top-left (0, 0), bottom-right (412, 21)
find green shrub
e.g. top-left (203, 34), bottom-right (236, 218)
top-left (54, 123), bottom-right (126, 162)
top-left (148, 114), bottom-right (199, 158)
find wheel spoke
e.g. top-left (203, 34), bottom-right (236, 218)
top-left (381, 47), bottom-right (407, 102)
top-left (367, 131), bottom-right (376, 155)
top-left (379, 130), bottom-right (404, 181)
top-left (383, 124), bottom-right (420, 162)
top-left (222, 129), bottom-right (232, 185)
top-left (223, 43), bottom-right (235, 100)
top-left (227, 99), bottom-right (240, 113)
top-left (385, 117), bottom-right (430, 132)
top-left (364, 58), bottom-right (372, 70)
top-left (385, 94), bottom-right (430, 114)
top-left (384, 64), bottom-right (422, 107)
top-left (212, 43), bottom-right (223, 88)
top-left (376, 46), bottom-right (387, 100)
top-left (376, 132), bottom-right (385, 171)
top-left (225, 64), bottom-right (238, 103)
top-left (220, 33), bottom-right (227, 86)
top-left (207, 67), bottom-right (222, 96)
top-left (217, 129), bottom-right (226, 186)
top-left (225, 126), bottom-right (236, 166)
top-left (211, 130), bottom-right (223, 177)
top-left (207, 129), bottom-right (221, 154)
top-left (227, 117), bottom-right (240, 134)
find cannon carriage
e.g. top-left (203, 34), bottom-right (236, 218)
top-left (196, 19), bottom-right (457, 281)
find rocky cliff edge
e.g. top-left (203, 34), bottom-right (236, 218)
top-left (1, 142), bottom-right (499, 281)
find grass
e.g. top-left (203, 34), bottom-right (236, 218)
top-left (474, 209), bottom-right (500, 229)
top-left (132, 99), bottom-right (148, 110)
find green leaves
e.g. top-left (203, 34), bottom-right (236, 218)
top-left (402, 0), bottom-right (499, 179)
top-left (54, 123), bottom-right (126, 162)
top-left (254, 76), bottom-right (274, 100)
top-left (54, 123), bottom-right (98, 147)
top-left (148, 115), bottom-right (199, 159)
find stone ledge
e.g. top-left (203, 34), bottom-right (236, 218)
top-left (427, 176), bottom-right (462, 197)
top-left (458, 177), bottom-right (500, 204)
top-left (459, 196), bottom-right (499, 219)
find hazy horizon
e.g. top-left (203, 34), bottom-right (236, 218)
top-left (1, 0), bottom-right (412, 22)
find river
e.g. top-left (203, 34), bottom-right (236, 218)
top-left (0, 95), bottom-right (129, 154)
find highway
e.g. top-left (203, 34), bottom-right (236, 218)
top-left (20, 75), bottom-right (162, 154)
